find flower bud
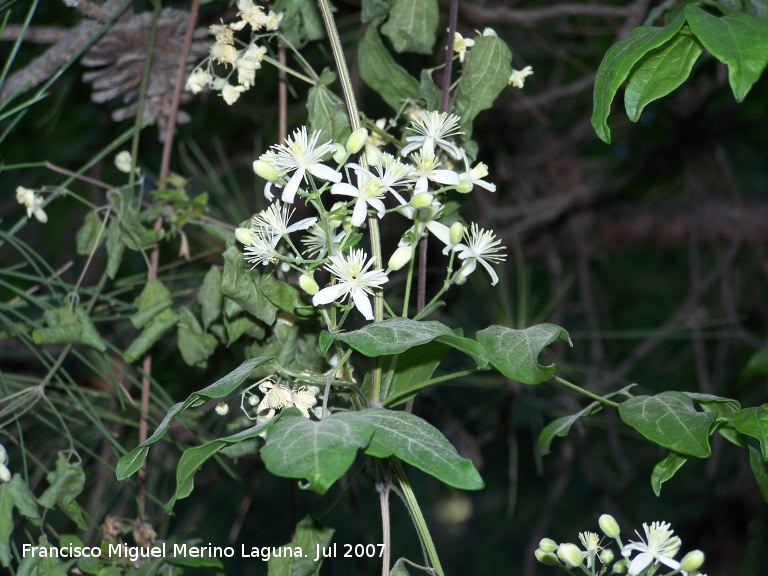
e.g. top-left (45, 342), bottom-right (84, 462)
top-left (411, 192), bottom-right (434, 208)
top-left (611, 559), bottom-right (628, 574)
top-left (345, 128), bottom-right (368, 154)
top-left (599, 514), bottom-right (621, 538)
top-left (114, 151), bottom-right (133, 174)
top-left (534, 549), bottom-right (558, 566)
top-left (253, 159), bottom-right (279, 181)
top-left (456, 176), bottom-right (474, 193)
top-left (0, 463), bottom-right (10, 484)
top-left (470, 162), bottom-right (489, 180)
top-left (557, 543), bottom-right (583, 568)
top-left (0, 444), bottom-right (7, 465)
top-left (680, 550), bottom-right (705, 571)
top-left (235, 227), bottom-right (254, 245)
top-left (449, 222), bottom-right (465, 245)
top-left (599, 548), bottom-right (614, 564)
top-left (247, 393), bottom-right (259, 407)
top-left (388, 246), bottom-right (413, 271)
top-left (215, 402), bottom-right (229, 416)
top-left (298, 273), bottom-right (319, 295)
top-left (329, 202), bottom-right (345, 228)
top-left (332, 143), bottom-right (348, 165)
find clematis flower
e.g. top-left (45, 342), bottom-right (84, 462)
top-left (221, 83), bottom-right (246, 105)
top-left (291, 385), bottom-right (320, 418)
top-left (401, 110), bottom-right (464, 160)
top-left (302, 222), bottom-right (345, 259)
top-left (312, 249), bottom-right (389, 320)
top-left (257, 380), bottom-right (294, 420)
top-left (16, 186), bottom-right (47, 223)
top-left (267, 127), bottom-right (341, 203)
top-left (239, 226), bottom-right (279, 268)
top-left (621, 521), bottom-right (682, 575)
top-left (453, 223), bottom-right (506, 285)
top-left (579, 532), bottom-right (601, 569)
top-left (0, 444), bottom-right (10, 483)
top-left (410, 149), bottom-right (460, 194)
top-left (186, 68), bottom-right (212, 94)
top-left (508, 66), bottom-right (534, 89)
top-left (453, 32), bottom-right (475, 63)
top-left (331, 167), bottom-right (388, 228)
top-left (249, 201), bottom-right (316, 241)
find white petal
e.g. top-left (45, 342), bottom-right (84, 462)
top-left (425, 221), bottom-right (450, 246)
top-left (264, 181), bottom-right (275, 201)
top-left (285, 217), bottom-right (317, 233)
top-left (331, 182), bottom-right (360, 198)
top-left (350, 287), bottom-right (374, 320)
top-left (474, 179), bottom-right (497, 192)
top-left (307, 162), bottom-right (342, 183)
top-left (430, 169), bottom-right (461, 185)
top-left (282, 169), bottom-right (304, 203)
top-left (477, 257), bottom-right (500, 285)
top-left (313, 284), bottom-right (347, 306)
top-left (628, 552), bottom-right (653, 576)
top-left (367, 198), bottom-right (387, 218)
top-left (351, 199), bottom-right (368, 227)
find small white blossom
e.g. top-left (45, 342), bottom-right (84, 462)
top-left (257, 380), bottom-right (294, 420)
top-left (269, 127), bottom-right (341, 203)
top-left (114, 151), bottom-right (133, 173)
top-left (292, 385), bottom-right (319, 418)
top-left (459, 160), bottom-right (496, 193)
top-left (312, 249), bottom-right (389, 320)
top-left (210, 43), bottom-right (238, 67)
top-left (234, 0), bottom-right (267, 31)
top-left (453, 32), bottom-right (475, 63)
top-left (240, 227), bottom-right (279, 268)
top-left (235, 56), bottom-right (261, 88)
top-left (186, 68), bottom-right (212, 94)
top-left (210, 21), bottom-right (234, 45)
top-left (579, 532), bottom-right (601, 569)
top-left (16, 186), bottom-right (47, 223)
top-left (331, 168), bottom-right (388, 228)
top-left (221, 83), bottom-right (247, 105)
top-left (302, 222), bottom-right (345, 259)
top-left (453, 223), bottom-right (506, 285)
top-left (410, 149), bottom-right (460, 194)
top-left (508, 66), bottom-right (534, 89)
top-left (265, 10), bottom-right (283, 31)
top-left (621, 521), bottom-right (682, 576)
top-left (0, 445), bottom-right (9, 484)
top-left (250, 201), bottom-right (317, 241)
top-left (215, 402), bottom-right (229, 416)
top-left (401, 110), bottom-right (464, 160)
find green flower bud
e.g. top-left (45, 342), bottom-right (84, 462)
top-left (235, 227), bottom-right (254, 245)
top-left (680, 550), bottom-right (705, 571)
top-left (449, 222), bottom-right (465, 245)
top-left (599, 514), bottom-right (621, 538)
top-left (253, 159), bottom-right (279, 181)
top-left (411, 192), bottom-right (434, 208)
top-left (332, 143), bottom-right (348, 165)
top-left (538, 538), bottom-right (558, 553)
top-left (388, 245), bottom-right (413, 271)
top-left (599, 548), bottom-right (614, 564)
top-left (534, 549), bottom-right (558, 566)
top-left (611, 559), bottom-right (628, 574)
top-left (298, 273), bottom-right (319, 296)
top-left (556, 543), bottom-right (583, 568)
top-left (345, 128), bottom-right (368, 154)
top-left (456, 176), bottom-right (473, 193)
top-left (329, 202), bottom-right (346, 228)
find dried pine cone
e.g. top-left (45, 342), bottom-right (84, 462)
top-left (81, 8), bottom-right (208, 140)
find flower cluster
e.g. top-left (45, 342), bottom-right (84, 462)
top-left (16, 186), bottom-right (47, 223)
top-left (238, 109), bottom-right (507, 322)
top-left (0, 444), bottom-right (11, 483)
top-left (535, 514), bottom-right (707, 576)
top-left (235, 377), bottom-right (321, 425)
top-left (185, 0), bottom-right (282, 105)
top-left (450, 28), bottom-right (533, 89)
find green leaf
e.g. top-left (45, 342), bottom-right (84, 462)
top-left (476, 324), bottom-right (572, 384)
top-left (686, 5), bottom-right (768, 102)
top-left (592, 13), bottom-right (686, 143)
top-left (268, 515), bottom-right (335, 576)
top-left (110, 189), bottom-right (156, 251)
top-left (116, 357), bottom-right (273, 479)
top-left (260, 409), bottom-right (375, 494)
top-left (319, 330), bottom-right (333, 355)
top-left (123, 308), bottom-right (179, 364)
top-left (105, 219), bottom-right (125, 280)
top-left (261, 274), bottom-right (307, 315)
top-left (383, 341), bottom-right (448, 407)
top-left (221, 245), bottom-right (278, 325)
top-left (362, 0), bottom-right (392, 23)
top-left (0, 475), bottom-right (44, 567)
top-left (165, 554), bottom-right (223, 568)
top-left (618, 391), bottom-right (716, 458)
top-left (358, 23), bottom-right (420, 111)
top-left (624, 32), bottom-right (703, 122)
top-left (539, 401), bottom-right (604, 456)
top-left (381, 0), bottom-right (438, 54)
top-left (651, 452), bottom-right (688, 496)
top-left (741, 347), bottom-right (768, 383)
top-left (38, 454), bottom-right (86, 529)
top-left (272, 0), bottom-right (325, 48)
top-left (4, 475), bottom-right (40, 522)
top-left (76, 210), bottom-right (104, 255)
top-left (419, 69), bottom-right (441, 111)
top-left (748, 444), bottom-right (768, 502)
top-left (307, 80), bottom-right (352, 145)
top-left (434, 333), bottom-right (488, 368)
top-left (733, 405), bottom-right (768, 459)
top-left (177, 308), bottom-right (217, 368)
top-left (32, 306), bottom-right (108, 352)
top-left (453, 35), bottom-right (513, 140)
top-left (352, 408), bottom-right (483, 490)
top-left (198, 266), bottom-right (223, 330)
top-left (167, 418), bottom-right (278, 511)
top-left (335, 317), bottom-right (453, 356)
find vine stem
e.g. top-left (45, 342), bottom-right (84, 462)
top-left (552, 376), bottom-right (620, 408)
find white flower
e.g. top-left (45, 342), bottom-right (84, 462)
top-left (312, 249), bottom-right (389, 320)
top-left (234, 0), bottom-right (267, 31)
top-left (16, 186), bottom-right (47, 223)
top-left (0, 463), bottom-right (10, 483)
top-left (250, 201), bottom-right (316, 241)
top-left (257, 380), bottom-right (294, 420)
top-left (453, 32), bottom-right (475, 63)
top-left (621, 521), bottom-right (682, 576)
top-left (292, 385), bottom-right (319, 418)
top-left (453, 223), bottom-right (506, 285)
top-left (459, 160), bottom-right (496, 193)
top-left (186, 68), bottom-right (212, 94)
top-left (270, 127), bottom-right (341, 203)
top-left (243, 43), bottom-right (267, 62)
top-left (410, 149), bottom-right (460, 194)
top-left (221, 83), bottom-right (246, 105)
top-left (235, 56), bottom-right (261, 88)
top-left (210, 43), bottom-right (238, 67)
top-left (114, 151), bottom-right (133, 173)
top-left (579, 532), bottom-right (601, 569)
top-left (241, 227), bottom-right (279, 268)
top-left (509, 66), bottom-right (534, 89)
top-left (302, 222), bottom-right (345, 259)
top-left (210, 21), bottom-right (234, 45)
top-left (0, 444), bottom-right (7, 464)
top-left (265, 10), bottom-right (283, 31)
top-left (215, 402), bottom-right (229, 416)
top-left (401, 110), bottom-right (463, 160)
top-left (331, 167), bottom-right (388, 228)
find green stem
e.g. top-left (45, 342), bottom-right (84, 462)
top-left (261, 54), bottom-right (317, 85)
top-left (552, 376), bottom-right (620, 408)
top-left (391, 459), bottom-right (444, 576)
top-left (401, 240), bottom-right (417, 317)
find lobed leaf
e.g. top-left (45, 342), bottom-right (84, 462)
top-left (476, 323), bottom-right (572, 385)
top-left (381, 0), bottom-right (438, 54)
